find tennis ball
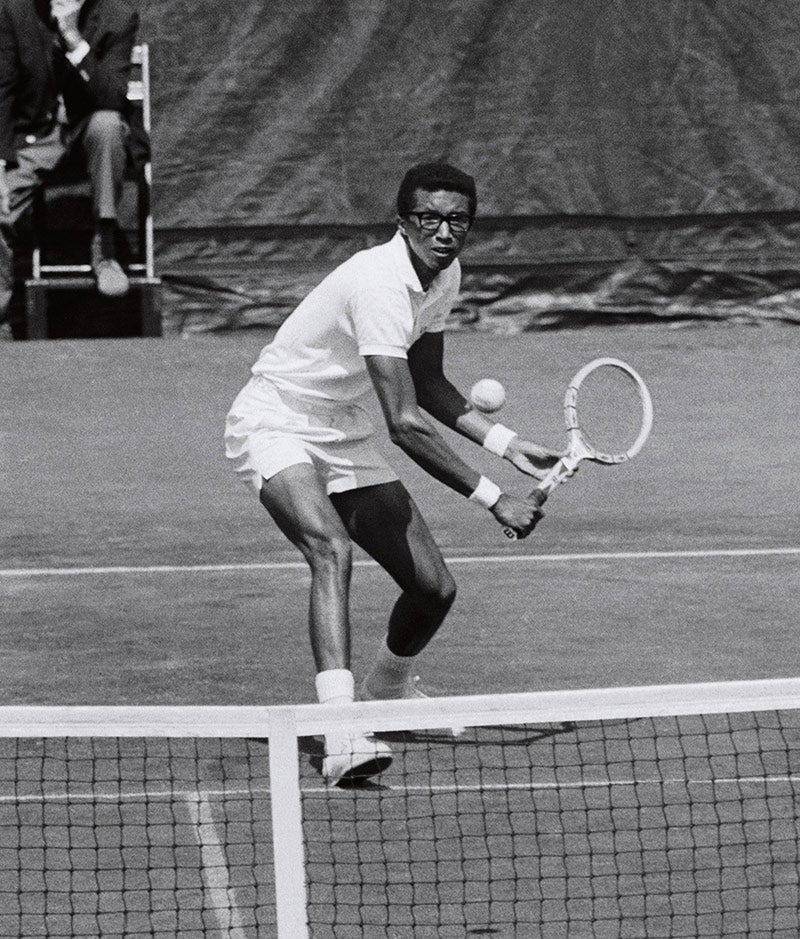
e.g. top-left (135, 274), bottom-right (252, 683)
top-left (469, 378), bottom-right (506, 413)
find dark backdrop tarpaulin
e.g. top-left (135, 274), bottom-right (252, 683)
top-left (135, 0), bottom-right (800, 331)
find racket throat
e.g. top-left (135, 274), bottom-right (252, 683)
top-left (538, 455), bottom-right (581, 497)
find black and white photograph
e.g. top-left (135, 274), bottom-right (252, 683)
top-left (1, 2), bottom-right (799, 936)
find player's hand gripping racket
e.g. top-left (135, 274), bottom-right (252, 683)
top-left (503, 357), bottom-right (653, 540)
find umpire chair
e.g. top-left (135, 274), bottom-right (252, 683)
top-left (24, 43), bottom-right (161, 339)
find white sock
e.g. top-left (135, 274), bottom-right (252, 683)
top-left (315, 668), bottom-right (355, 705)
top-left (363, 638), bottom-right (416, 699)
top-left (316, 669), bottom-right (356, 754)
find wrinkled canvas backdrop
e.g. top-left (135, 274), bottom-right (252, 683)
top-left (137, 0), bottom-right (800, 331)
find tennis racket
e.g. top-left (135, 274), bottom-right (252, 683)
top-left (504, 357), bottom-right (654, 540)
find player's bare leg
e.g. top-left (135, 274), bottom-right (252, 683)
top-left (259, 464), bottom-right (391, 784)
top-left (260, 463), bottom-right (354, 671)
top-left (331, 481), bottom-right (456, 698)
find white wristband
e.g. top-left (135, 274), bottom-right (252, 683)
top-left (469, 476), bottom-right (502, 510)
top-left (482, 423), bottom-right (517, 457)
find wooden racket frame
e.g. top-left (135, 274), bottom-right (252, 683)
top-left (504, 357), bottom-right (653, 540)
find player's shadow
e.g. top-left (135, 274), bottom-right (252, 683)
top-left (375, 721), bottom-right (577, 746)
top-left (297, 736), bottom-right (388, 790)
top-left (375, 729), bottom-right (469, 744)
top-left (299, 735), bottom-right (323, 769)
top-left (292, 722), bottom-right (580, 790)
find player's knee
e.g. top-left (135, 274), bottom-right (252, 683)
top-left (85, 110), bottom-right (125, 144)
top-left (304, 530), bottom-right (352, 574)
top-left (415, 572), bottom-right (456, 616)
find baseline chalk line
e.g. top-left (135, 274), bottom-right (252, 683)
top-left (1, 547), bottom-right (799, 578)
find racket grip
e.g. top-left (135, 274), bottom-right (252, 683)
top-left (502, 487), bottom-right (547, 541)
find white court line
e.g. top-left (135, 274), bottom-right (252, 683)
top-left (3, 773), bottom-right (798, 806)
top-left (185, 792), bottom-right (249, 939)
top-left (1, 546), bottom-right (799, 578)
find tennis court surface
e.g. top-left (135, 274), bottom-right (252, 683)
top-left (1, 325), bottom-right (799, 934)
top-left (2, 326), bottom-right (798, 703)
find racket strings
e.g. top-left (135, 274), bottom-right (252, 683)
top-left (574, 366), bottom-right (647, 458)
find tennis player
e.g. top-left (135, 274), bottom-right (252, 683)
top-left (225, 163), bottom-right (561, 786)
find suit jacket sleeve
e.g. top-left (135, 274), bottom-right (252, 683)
top-left (0, 2), bottom-right (17, 162)
top-left (67, 7), bottom-right (138, 112)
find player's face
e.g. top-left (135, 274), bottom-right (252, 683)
top-left (398, 188), bottom-right (473, 285)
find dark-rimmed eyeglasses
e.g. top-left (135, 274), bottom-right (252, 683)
top-left (407, 211), bottom-right (474, 235)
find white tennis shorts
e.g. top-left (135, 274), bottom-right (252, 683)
top-left (224, 376), bottom-right (399, 496)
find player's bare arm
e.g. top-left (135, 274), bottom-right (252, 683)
top-left (406, 331), bottom-right (563, 480)
top-left (366, 353), bottom-right (543, 537)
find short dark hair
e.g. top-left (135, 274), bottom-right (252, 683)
top-left (397, 162), bottom-right (477, 218)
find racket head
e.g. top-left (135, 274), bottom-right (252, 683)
top-left (565, 358), bottom-right (653, 463)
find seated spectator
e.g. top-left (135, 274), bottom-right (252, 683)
top-left (0, 0), bottom-right (150, 328)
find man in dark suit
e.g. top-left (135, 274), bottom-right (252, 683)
top-left (0, 0), bottom-right (149, 327)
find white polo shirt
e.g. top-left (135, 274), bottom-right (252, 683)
top-left (250, 232), bottom-right (460, 404)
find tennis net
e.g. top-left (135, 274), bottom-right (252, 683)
top-left (2, 678), bottom-right (799, 938)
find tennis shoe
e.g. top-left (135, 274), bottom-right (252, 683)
top-left (409, 677), bottom-right (467, 737)
top-left (405, 674), bottom-right (438, 700)
top-left (359, 673), bottom-right (424, 702)
top-left (361, 675), bottom-right (466, 737)
top-left (322, 733), bottom-right (392, 787)
top-left (91, 235), bottom-right (129, 297)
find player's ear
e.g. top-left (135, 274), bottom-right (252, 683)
top-left (396, 215), bottom-right (409, 238)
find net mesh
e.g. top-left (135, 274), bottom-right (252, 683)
top-left (1, 686), bottom-right (799, 938)
top-left (303, 713), bottom-right (800, 938)
top-left (1, 736), bottom-right (276, 938)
